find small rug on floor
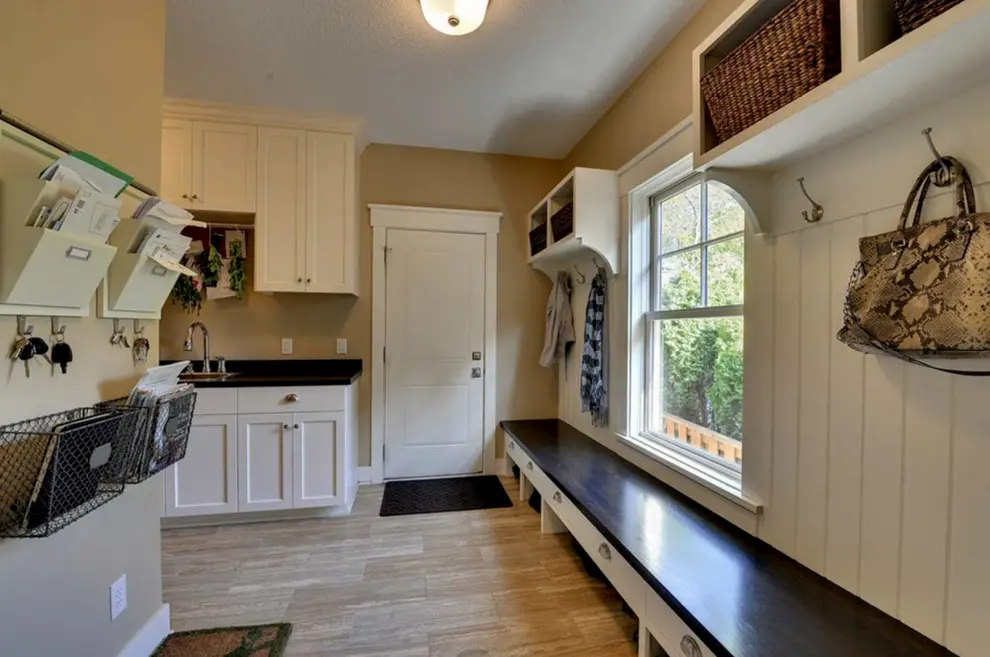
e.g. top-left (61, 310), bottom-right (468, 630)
top-left (152, 623), bottom-right (292, 657)
top-left (380, 475), bottom-right (513, 517)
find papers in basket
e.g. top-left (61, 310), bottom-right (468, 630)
top-left (126, 362), bottom-right (193, 472)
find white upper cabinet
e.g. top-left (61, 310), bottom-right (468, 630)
top-left (305, 131), bottom-right (356, 294)
top-left (192, 121), bottom-right (258, 212)
top-left (160, 118), bottom-right (258, 212)
top-left (257, 127), bottom-right (307, 292)
top-left (256, 128), bottom-right (358, 295)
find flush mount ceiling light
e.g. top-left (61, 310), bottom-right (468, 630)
top-left (420, 0), bottom-right (490, 36)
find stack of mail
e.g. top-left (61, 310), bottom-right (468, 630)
top-left (126, 198), bottom-right (204, 277)
top-left (36, 152), bottom-right (133, 243)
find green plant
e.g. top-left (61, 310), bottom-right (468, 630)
top-left (198, 244), bottom-right (223, 288)
top-left (170, 274), bottom-right (202, 314)
top-left (228, 239), bottom-right (247, 299)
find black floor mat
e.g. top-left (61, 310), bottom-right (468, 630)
top-left (379, 475), bottom-right (513, 517)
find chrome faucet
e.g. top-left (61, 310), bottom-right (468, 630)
top-left (183, 322), bottom-right (211, 373)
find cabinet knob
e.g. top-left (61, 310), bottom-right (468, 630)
top-left (191, 194), bottom-right (200, 200)
top-left (306, 278), bottom-right (311, 284)
top-left (508, 442), bottom-right (515, 451)
top-left (293, 424), bottom-right (299, 430)
top-left (598, 543), bottom-right (611, 561)
top-left (283, 423), bottom-right (290, 430)
top-left (297, 278), bottom-right (303, 283)
top-left (181, 194), bottom-right (189, 200)
top-left (285, 393), bottom-right (299, 403)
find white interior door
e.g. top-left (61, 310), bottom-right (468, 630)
top-left (385, 229), bottom-right (486, 479)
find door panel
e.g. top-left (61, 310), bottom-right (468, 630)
top-left (385, 229), bottom-right (486, 479)
top-left (238, 414), bottom-right (293, 512)
top-left (256, 128), bottom-right (306, 292)
top-left (165, 414), bottom-right (237, 517)
top-left (192, 121), bottom-right (258, 212)
top-left (293, 411), bottom-right (344, 508)
top-left (306, 131), bottom-right (355, 293)
top-left (161, 119), bottom-right (192, 208)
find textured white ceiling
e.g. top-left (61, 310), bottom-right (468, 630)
top-left (165, 0), bottom-right (704, 158)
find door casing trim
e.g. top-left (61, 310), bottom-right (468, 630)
top-left (370, 205), bottom-right (501, 484)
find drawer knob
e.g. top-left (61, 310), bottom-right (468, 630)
top-left (508, 442), bottom-right (515, 451)
top-left (553, 491), bottom-right (562, 503)
top-left (680, 636), bottom-right (702, 657)
top-left (526, 462), bottom-right (533, 471)
top-left (285, 393), bottom-right (299, 403)
top-left (598, 543), bottom-right (611, 561)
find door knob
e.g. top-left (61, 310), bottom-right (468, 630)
top-left (471, 367), bottom-right (482, 378)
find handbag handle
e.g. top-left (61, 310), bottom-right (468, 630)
top-left (898, 157), bottom-right (976, 231)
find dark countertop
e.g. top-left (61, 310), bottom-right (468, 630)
top-left (501, 420), bottom-right (956, 657)
top-left (164, 359), bottom-right (362, 388)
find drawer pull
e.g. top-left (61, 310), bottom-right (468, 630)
top-left (598, 543), bottom-right (611, 561)
top-left (284, 393), bottom-right (299, 403)
top-left (680, 636), bottom-right (702, 657)
top-left (553, 491), bottom-right (562, 503)
top-left (526, 462), bottom-right (534, 471)
top-left (508, 442), bottom-right (515, 451)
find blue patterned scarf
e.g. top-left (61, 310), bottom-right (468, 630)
top-left (581, 267), bottom-right (608, 427)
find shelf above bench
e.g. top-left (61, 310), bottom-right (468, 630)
top-left (694, 0), bottom-right (990, 170)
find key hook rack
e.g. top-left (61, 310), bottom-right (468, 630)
top-left (51, 317), bottom-right (66, 341)
top-left (797, 178), bottom-right (824, 224)
top-left (16, 315), bottom-right (33, 337)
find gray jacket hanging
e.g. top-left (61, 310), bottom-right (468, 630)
top-left (540, 272), bottom-right (575, 368)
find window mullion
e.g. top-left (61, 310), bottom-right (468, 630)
top-left (700, 182), bottom-right (709, 308)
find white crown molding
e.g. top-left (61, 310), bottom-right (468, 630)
top-left (164, 98), bottom-right (367, 149)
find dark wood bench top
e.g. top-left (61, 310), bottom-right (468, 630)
top-left (501, 419), bottom-right (956, 657)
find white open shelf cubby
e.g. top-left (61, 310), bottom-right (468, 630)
top-left (693, 0), bottom-right (990, 170)
top-left (0, 178), bottom-right (117, 315)
top-left (527, 167), bottom-right (620, 280)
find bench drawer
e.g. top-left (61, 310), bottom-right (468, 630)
top-left (506, 436), bottom-right (521, 464)
top-left (237, 386), bottom-right (345, 414)
top-left (646, 589), bottom-right (716, 657)
top-left (566, 499), bottom-right (646, 615)
top-left (520, 457), bottom-right (552, 496)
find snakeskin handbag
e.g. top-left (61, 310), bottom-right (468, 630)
top-left (837, 157), bottom-right (990, 375)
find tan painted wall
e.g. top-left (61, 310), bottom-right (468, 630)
top-left (564, 0), bottom-right (744, 171)
top-left (0, 2), bottom-right (167, 656)
top-left (161, 144), bottom-right (563, 465)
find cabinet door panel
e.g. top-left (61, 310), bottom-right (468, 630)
top-left (165, 414), bottom-right (237, 517)
top-left (192, 121), bottom-right (257, 212)
top-left (238, 414), bottom-right (293, 512)
top-left (305, 132), bottom-right (356, 294)
top-left (161, 119), bottom-right (193, 208)
top-left (256, 128), bottom-right (306, 292)
top-left (293, 411), bottom-right (345, 508)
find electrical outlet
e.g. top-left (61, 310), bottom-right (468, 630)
top-left (281, 338), bottom-right (293, 355)
top-left (336, 338), bottom-right (348, 355)
top-left (110, 574), bottom-right (127, 621)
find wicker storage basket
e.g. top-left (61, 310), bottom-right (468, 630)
top-left (550, 203), bottom-right (574, 242)
top-left (894, 0), bottom-right (965, 34)
top-left (701, 0), bottom-right (841, 145)
top-left (529, 225), bottom-right (547, 256)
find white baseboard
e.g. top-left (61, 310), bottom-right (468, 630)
top-left (357, 466), bottom-right (375, 484)
top-left (116, 603), bottom-right (170, 657)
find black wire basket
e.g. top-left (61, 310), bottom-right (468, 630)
top-left (96, 385), bottom-right (197, 485)
top-left (0, 406), bottom-right (141, 538)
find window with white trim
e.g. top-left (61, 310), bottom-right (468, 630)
top-left (644, 177), bottom-right (745, 478)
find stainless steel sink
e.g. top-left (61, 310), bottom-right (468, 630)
top-left (179, 372), bottom-right (240, 383)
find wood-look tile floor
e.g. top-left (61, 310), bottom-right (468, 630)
top-left (162, 476), bottom-right (638, 657)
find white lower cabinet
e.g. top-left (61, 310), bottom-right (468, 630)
top-left (165, 414), bottom-right (238, 517)
top-left (163, 385), bottom-right (357, 519)
top-left (238, 414), bottom-right (293, 512)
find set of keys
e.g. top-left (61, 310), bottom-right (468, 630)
top-left (8, 320), bottom-right (73, 378)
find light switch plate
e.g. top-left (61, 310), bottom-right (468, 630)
top-left (336, 338), bottom-right (348, 355)
top-left (281, 338), bottom-right (293, 355)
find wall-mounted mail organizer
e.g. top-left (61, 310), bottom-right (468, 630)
top-left (95, 385), bottom-right (197, 485)
top-left (103, 219), bottom-right (181, 316)
top-left (0, 405), bottom-right (141, 539)
top-left (0, 178), bottom-right (117, 311)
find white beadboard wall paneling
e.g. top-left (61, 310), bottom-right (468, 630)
top-left (795, 226), bottom-right (831, 573)
top-left (899, 365), bottom-right (952, 643)
top-left (771, 79), bottom-right (990, 237)
top-left (824, 214), bottom-right (866, 594)
top-left (741, 230), bottom-right (774, 518)
top-left (769, 231), bottom-right (801, 556)
top-left (945, 377), bottom-right (990, 657)
top-left (857, 206), bottom-right (907, 618)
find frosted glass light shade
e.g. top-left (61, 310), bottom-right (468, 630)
top-left (420, 0), bottom-right (490, 36)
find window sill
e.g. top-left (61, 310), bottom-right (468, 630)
top-left (617, 433), bottom-right (763, 515)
